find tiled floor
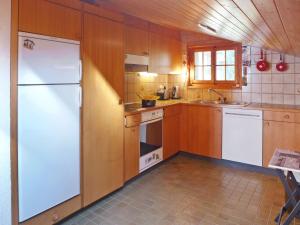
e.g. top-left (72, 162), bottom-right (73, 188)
top-left (60, 155), bottom-right (300, 225)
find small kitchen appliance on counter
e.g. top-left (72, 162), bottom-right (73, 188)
top-left (171, 86), bottom-right (180, 99)
top-left (156, 85), bottom-right (170, 100)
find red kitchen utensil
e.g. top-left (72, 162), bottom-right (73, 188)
top-left (256, 49), bottom-right (269, 72)
top-left (276, 54), bottom-right (288, 72)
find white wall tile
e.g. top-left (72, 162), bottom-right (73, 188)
top-left (296, 95), bottom-right (300, 105)
top-left (272, 74), bottom-right (283, 83)
top-left (295, 84), bottom-right (300, 95)
top-left (295, 74), bottom-right (300, 84)
top-left (242, 93), bottom-right (251, 102)
top-left (272, 84), bottom-right (283, 94)
top-left (261, 74), bottom-right (272, 83)
top-left (295, 63), bottom-right (300, 73)
top-left (272, 94), bottom-right (284, 104)
top-left (251, 93), bottom-right (261, 103)
top-left (262, 94), bottom-right (272, 104)
top-left (283, 84), bottom-right (295, 94)
top-left (295, 57), bottom-right (300, 63)
top-left (252, 83), bottom-right (261, 93)
top-left (242, 83), bottom-right (251, 92)
top-left (251, 74), bottom-right (261, 84)
top-left (232, 92), bottom-right (242, 102)
top-left (284, 95), bottom-right (295, 105)
top-left (262, 84), bottom-right (272, 93)
top-left (283, 74), bottom-right (295, 83)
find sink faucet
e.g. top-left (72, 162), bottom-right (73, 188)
top-left (208, 88), bottom-right (226, 103)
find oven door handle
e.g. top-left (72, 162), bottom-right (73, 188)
top-left (140, 118), bottom-right (163, 126)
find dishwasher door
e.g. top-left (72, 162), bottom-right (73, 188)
top-left (222, 108), bottom-right (263, 166)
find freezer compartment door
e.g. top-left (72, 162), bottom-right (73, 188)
top-left (18, 85), bottom-right (81, 222)
top-left (18, 34), bottom-right (81, 85)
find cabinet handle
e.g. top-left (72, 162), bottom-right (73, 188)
top-left (284, 114), bottom-right (290, 119)
top-left (264, 121), bottom-right (270, 126)
top-left (52, 213), bottom-right (59, 222)
top-left (119, 99), bottom-right (123, 105)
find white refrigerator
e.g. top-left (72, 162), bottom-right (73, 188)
top-left (18, 32), bottom-right (81, 222)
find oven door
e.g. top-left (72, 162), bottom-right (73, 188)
top-left (139, 118), bottom-right (163, 172)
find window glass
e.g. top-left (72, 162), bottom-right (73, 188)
top-left (216, 66), bottom-right (225, 80)
top-left (203, 51), bottom-right (211, 65)
top-left (194, 66), bottom-right (203, 80)
top-left (216, 50), bottom-right (225, 65)
top-left (194, 51), bottom-right (211, 81)
top-left (194, 52), bottom-right (203, 66)
top-left (226, 66), bottom-right (235, 80)
top-left (203, 66), bottom-right (211, 80)
top-left (226, 50), bottom-right (235, 65)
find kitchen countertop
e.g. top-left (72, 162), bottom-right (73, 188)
top-left (124, 100), bottom-right (300, 116)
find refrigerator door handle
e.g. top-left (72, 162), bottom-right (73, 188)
top-left (79, 60), bottom-right (82, 82)
top-left (79, 86), bottom-right (82, 108)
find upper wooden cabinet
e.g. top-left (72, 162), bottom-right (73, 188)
top-left (163, 105), bottom-right (181, 159)
top-left (149, 32), bottom-right (182, 74)
top-left (184, 105), bottom-right (222, 159)
top-left (82, 13), bottom-right (124, 207)
top-left (19, 0), bottom-right (82, 40)
top-left (125, 26), bottom-right (149, 56)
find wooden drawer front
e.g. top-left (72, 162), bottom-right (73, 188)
top-left (125, 114), bottom-right (141, 127)
top-left (264, 111), bottom-right (295, 123)
top-left (164, 105), bottom-right (181, 118)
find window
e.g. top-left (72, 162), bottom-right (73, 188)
top-left (188, 45), bottom-right (241, 88)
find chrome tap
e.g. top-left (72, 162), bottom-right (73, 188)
top-left (208, 88), bottom-right (226, 103)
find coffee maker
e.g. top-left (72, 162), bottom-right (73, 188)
top-left (171, 86), bottom-right (180, 99)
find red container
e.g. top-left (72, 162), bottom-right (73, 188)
top-left (276, 54), bottom-right (288, 72)
top-left (256, 49), bottom-right (269, 72)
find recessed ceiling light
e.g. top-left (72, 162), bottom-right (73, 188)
top-left (198, 23), bottom-right (217, 34)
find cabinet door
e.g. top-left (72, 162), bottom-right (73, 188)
top-left (169, 38), bottom-right (182, 74)
top-left (149, 32), bottom-right (170, 74)
top-left (82, 13), bottom-right (124, 206)
top-left (124, 126), bottom-right (140, 181)
top-left (263, 121), bottom-right (300, 167)
top-left (163, 106), bottom-right (181, 159)
top-left (125, 26), bottom-right (149, 55)
top-left (187, 106), bottom-right (222, 158)
top-left (19, 0), bottom-right (82, 40)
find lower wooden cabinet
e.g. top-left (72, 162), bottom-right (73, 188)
top-left (163, 105), bottom-right (181, 159)
top-left (185, 105), bottom-right (222, 159)
top-left (263, 120), bottom-right (300, 166)
top-left (124, 126), bottom-right (140, 181)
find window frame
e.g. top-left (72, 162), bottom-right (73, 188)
top-left (187, 44), bottom-right (242, 89)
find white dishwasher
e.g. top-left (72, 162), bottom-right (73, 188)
top-left (222, 108), bottom-right (262, 166)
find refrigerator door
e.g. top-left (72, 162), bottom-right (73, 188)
top-left (18, 84), bottom-right (81, 222)
top-left (18, 33), bottom-right (81, 85)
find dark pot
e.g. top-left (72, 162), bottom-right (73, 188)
top-left (142, 99), bottom-right (156, 107)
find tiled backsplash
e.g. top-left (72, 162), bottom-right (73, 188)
top-left (125, 46), bottom-right (300, 105)
top-left (124, 73), bottom-right (187, 103)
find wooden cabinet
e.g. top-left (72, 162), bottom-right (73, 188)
top-left (263, 114), bottom-right (300, 167)
top-left (124, 126), bottom-right (140, 181)
top-left (149, 32), bottom-right (181, 74)
top-left (82, 13), bottom-right (124, 207)
top-left (163, 105), bottom-right (181, 159)
top-left (19, 0), bottom-right (82, 40)
top-left (125, 25), bottom-right (149, 55)
top-left (184, 105), bottom-right (222, 159)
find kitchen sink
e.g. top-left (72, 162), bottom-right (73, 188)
top-left (191, 100), bottom-right (250, 107)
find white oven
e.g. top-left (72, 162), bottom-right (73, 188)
top-left (139, 109), bottom-right (163, 172)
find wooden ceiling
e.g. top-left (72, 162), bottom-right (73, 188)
top-left (100, 0), bottom-right (300, 56)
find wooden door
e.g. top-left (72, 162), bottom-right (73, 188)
top-left (163, 106), bottom-right (181, 159)
top-left (263, 121), bottom-right (300, 167)
top-left (124, 126), bottom-right (140, 181)
top-left (186, 106), bottom-right (222, 158)
top-left (125, 25), bottom-right (149, 55)
top-left (82, 13), bottom-right (124, 206)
